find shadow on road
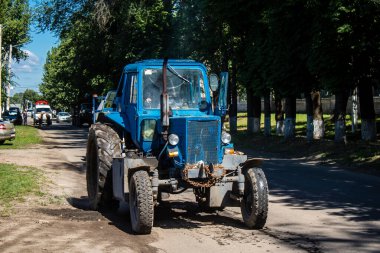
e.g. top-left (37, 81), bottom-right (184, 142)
top-left (38, 123), bottom-right (89, 149)
top-left (65, 195), bottom-right (247, 235)
top-left (260, 157), bottom-right (380, 222)
top-left (153, 200), bottom-right (247, 230)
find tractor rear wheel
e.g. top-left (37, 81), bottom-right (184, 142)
top-left (240, 168), bottom-right (268, 229)
top-left (86, 123), bottom-right (121, 210)
top-left (129, 170), bottom-right (154, 234)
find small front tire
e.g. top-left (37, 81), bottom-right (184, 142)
top-left (129, 170), bottom-right (154, 234)
top-left (241, 168), bottom-right (268, 229)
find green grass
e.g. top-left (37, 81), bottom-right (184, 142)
top-left (0, 125), bottom-right (42, 149)
top-left (226, 113), bottom-right (380, 174)
top-left (0, 163), bottom-right (43, 216)
top-left (228, 112), bottom-right (358, 140)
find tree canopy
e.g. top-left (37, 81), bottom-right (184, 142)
top-left (0, 0), bottom-right (31, 105)
top-left (36, 0), bottom-right (380, 117)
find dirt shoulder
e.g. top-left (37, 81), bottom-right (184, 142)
top-left (0, 125), bottom-right (158, 253)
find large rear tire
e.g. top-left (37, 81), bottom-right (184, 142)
top-left (86, 123), bottom-right (121, 210)
top-left (241, 168), bottom-right (268, 229)
top-left (129, 170), bottom-right (154, 234)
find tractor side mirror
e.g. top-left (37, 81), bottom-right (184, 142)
top-left (213, 72), bottom-right (229, 117)
top-left (209, 74), bottom-right (219, 92)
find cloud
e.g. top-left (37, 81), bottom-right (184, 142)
top-left (12, 49), bottom-right (41, 73)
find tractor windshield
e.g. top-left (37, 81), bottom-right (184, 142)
top-left (143, 68), bottom-right (205, 109)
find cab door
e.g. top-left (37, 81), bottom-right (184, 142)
top-left (122, 72), bottom-right (139, 146)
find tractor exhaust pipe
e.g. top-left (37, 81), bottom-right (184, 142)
top-left (161, 57), bottom-right (169, 141)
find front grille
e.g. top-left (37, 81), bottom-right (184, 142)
top-left (187, 120), bottom-right (219, 164)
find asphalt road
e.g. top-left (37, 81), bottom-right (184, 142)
top-left (258, 153), bottom-right (380, 252)
top-left (0, 121), bottom-right (379, 253)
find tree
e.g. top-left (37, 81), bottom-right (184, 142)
top-left (23, 89), bottom-right (41, 103)
top-left (1, 0), bottom-right (31, 113)
top-left (37, 0), bottom-right (171, 108)
top-left (0, 0), bottom-right (31, 60)
top-left (10, 92), bottom-right (23, 104)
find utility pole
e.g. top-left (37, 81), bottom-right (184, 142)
top-left (6, 44), bottom-right (12, 110)
top-left (0, 24), bottom-right (3, 118)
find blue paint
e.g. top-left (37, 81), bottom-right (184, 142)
top-left (99, 59), bottom-right (230, 168)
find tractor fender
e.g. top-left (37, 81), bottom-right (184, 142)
top-left (112, 156), bottom-right (158, 201)
top-left (124, 157), bottom-right (158, 171)
top-left (240, 158), bottom-right (264, 170)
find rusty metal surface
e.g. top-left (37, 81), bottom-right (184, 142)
top-left (182, 163), bottom-right (227, 188)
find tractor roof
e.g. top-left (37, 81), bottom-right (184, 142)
top-left (123, 59), bottom-right (205, 72)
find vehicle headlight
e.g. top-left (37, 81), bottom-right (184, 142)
top-left (168, 134), bottom-right (179, 146)
top-left (221, 131), bottom-right (231, 144)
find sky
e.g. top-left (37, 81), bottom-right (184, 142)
top-left (11, 30), bottom-right (58, 95)
top-left (10, 1), bottom-right (58, 96)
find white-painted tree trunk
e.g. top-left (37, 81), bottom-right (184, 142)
top-left (313, 119), bottom-right (324, 139)
top-left (276, 120), bottom-right (284, 135)
top-left (334, 120), bottom-right (347, 143)
top-left (264, 116), bottom-right (271, 136)
top-left (306, 115), bottom-right (313, 142)
top-left (361, 119), bottom-right (377, 141)
top-left (229, 116), bottom-right (237, 133)
top-left (351, 88), bottom-right (358, 133)
top-left (284, 118), bottom-right (295, 140)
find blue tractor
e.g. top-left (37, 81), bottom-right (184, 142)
top-left (86, 59), bottom-right (269, 234)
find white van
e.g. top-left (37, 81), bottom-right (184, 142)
top-left (33, 101), bottom-right (53, 126)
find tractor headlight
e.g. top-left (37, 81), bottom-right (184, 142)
top-left (221, 131), bottom-right (231, 144)
top-left (168, 134), bottom-right (179, 146)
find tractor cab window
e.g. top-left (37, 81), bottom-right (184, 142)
top-left (129, 74), bottom-right (138, 104)
top-left (124, 72), bottom-right (137, 105)
top-left (142, 68), bottom-right (204, 109)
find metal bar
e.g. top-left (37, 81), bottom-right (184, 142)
top-left (161, 57), bottom-right (169, 141)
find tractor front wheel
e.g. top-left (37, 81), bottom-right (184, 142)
top-left (240, 168), bottom-right (268, 229)
top-left (129, 170), bottom-right (154, 234)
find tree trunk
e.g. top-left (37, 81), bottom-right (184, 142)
top-left (351, 87), bottom-right (358, 133)
top-left (284, 96), bottom-right (296, 140)
top-left (229, 60), bottom-right (238, 133)
top-left (305, 91), bottom-right (313, 142)
top-left (275, 95), bottom-right (284, 135)
top-left (247, 89), bottom-right (261, 133)
top-left (263, 91), bottom-right (271, 136)
top-left (312, 90), bottom-right (324, 139)
top-left (359, 82), bottom-right (377, 141)
top-left (247, 88), bottom-right (253, 132)
top-left (334, 90), bottom-right (349, 143)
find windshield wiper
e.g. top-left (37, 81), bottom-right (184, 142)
top-left (167, 64), bottom-right (191, 84)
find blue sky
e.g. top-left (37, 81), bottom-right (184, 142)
top-left (11, 29), bottom-right (58, 95)
top-left (11, 1), bottom-right (58, 96)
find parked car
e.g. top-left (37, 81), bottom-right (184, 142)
top-left (0, 119), bottom-right (16, 145)
top-left (56, 112), bottom-right (72, 123)
top-left (2, 109), bottom-right (22, 125)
